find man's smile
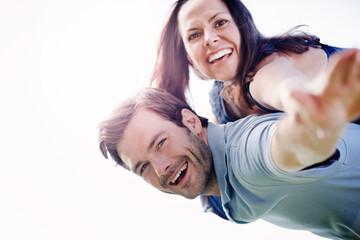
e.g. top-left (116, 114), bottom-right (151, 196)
top-left (170, 162), bottom-right (188, 186)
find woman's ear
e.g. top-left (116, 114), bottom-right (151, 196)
top-left (181, 109), bottom-right (202, 135)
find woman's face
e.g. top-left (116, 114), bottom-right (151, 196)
top-left (178, 0), bottom-right (241, 81)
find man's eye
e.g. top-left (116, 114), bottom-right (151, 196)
top-left (157, 138), bottom-right (166, 149)
top-left (215, 19), bottom-right (228, 28)
top-left (188, 32), bottom-right (200, 41)
top-left (140, 163), bottom-right (149, 175)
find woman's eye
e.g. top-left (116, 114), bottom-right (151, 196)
top-left (140, 163), bottom-right (149, 175)
top-left (215, 19), bottom-right (228, 28)
top-left (188, 33), bottom-right (200, 41)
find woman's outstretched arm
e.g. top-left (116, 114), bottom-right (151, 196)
top-left (270, 49), bottom-right (360, 172)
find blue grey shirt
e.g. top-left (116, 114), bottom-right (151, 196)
top-left (206, 113), bottom-right (360, 239)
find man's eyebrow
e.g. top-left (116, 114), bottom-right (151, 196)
top-left (186, 12), bottom-right (227, 32)
top-left (133, 161), bottom-right (143, 174)
top-left (147, 130), bottom-right (166, 151)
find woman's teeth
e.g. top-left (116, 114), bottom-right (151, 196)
top-left (208, 49), bottom-right (232, 63)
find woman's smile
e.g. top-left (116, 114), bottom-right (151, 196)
top-left (207, 48), bottom-right (233, 64)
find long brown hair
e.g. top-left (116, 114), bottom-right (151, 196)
top-left (151, 0), bottom-right (320, 109)
top-left (150, 0), bottom-right (190, 103)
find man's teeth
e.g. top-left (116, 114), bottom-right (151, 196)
top-left (208, 49), bottom-right (232, 63)
top-left (171, 163), bottom-right (188, 184)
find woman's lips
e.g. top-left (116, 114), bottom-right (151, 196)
top-left (208, 48), bottom-right (233, 64)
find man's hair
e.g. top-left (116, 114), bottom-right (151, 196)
top-left (98, 88), bottom-right (208, 169)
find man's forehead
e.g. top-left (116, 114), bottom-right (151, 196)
top-left (129, 108), bottom-right (169, 129)
top-left (116, 109), bottom-right (156, 149)
top-left (115, 109), bottom-right (170, 167)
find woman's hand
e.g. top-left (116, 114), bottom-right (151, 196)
top-left (272, 49), bottom-right (360, 172)
top-left (290, 49), bottom-right (360, 138)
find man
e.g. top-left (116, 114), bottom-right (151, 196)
top-left (98, 50), bottom-right (360, 239)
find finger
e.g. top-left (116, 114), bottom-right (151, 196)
top-left (353, 50), bottom-right (360, 85)
top-left (291, 90), bottom-right (346, 128)
top-left (291, 90), bottom-right (321, 113)
top-left (327, 49), bottom-right (357, 85)
top-left (344, 49), bottom-right (359, 84)
top-left (347, 50), bottom-right (360, 120)
top-left (291, 91), bottom-right (329, 138)
top-left (290, 90), bottom-right (322, 124)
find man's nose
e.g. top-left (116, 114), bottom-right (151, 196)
top-left (203, 29), bottom-right (219, 48)
top-left (151, 155), bottom-right (171, 177)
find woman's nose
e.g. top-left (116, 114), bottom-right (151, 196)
top-left (203, 29), bottom-right (219, 48)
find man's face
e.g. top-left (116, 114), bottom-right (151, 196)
top-left (116, 108), bottom-right (214, 199)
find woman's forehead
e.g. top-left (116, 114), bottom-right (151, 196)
top-left (177, 0), bottom-right (230, 28)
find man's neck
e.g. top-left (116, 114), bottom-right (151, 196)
top-left (203, 168), bottom-right (220, 196)
top-left (200, 126), bottom-right (209, 144)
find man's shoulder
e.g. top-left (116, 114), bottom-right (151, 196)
top-left (224, 113), bottom-right (282, 139)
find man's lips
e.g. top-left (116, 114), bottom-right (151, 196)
top-left (169, 162), bottom-right (188, 186)
top-left (208, 48), bottom-right (233, 64)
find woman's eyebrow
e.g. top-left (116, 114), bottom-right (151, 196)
top-left (186, 12), bottom-right (227, 32)
top-left (208, 12), bottom-right (226, 23)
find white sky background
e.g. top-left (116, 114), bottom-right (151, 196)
top-left (0, 0), bottom-right (359, 239)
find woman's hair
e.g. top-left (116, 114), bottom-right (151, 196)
top-left (98, 88), bottom-right (208, 169)
top-left (150, 0), bottom-right (190, 103)
top-left (150, 0), bottom-right (320, 109)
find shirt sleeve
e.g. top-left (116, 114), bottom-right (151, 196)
top-left (227, 114), bottom-right (342, 186)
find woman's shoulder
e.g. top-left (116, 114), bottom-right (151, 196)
top-left (209, 81), bottom-right (237, 124)
top-left (256, 47), bottom-right (328, 79)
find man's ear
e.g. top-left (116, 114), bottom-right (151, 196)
top-left (181, 109), bottom-right (202, 135)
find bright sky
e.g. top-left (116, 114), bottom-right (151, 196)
top-left (0, 0), bottom-right (359, 239)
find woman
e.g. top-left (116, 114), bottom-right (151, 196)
top-left (150, 0), bottom-right (359, 221)
top-left (151, 0), bottom-right (356, 124)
